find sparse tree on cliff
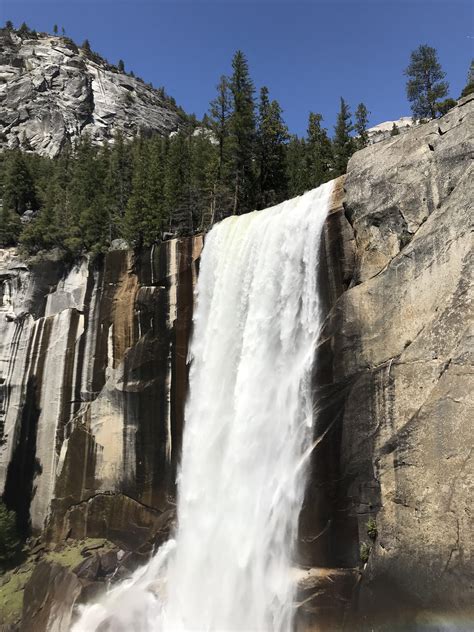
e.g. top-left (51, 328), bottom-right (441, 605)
top-left (229, 50), bottom-right (256, 214)
top-left (460, 59), bottom-right (474, 98)
top-left (332, 98), bottom-right (354, 176)
top-left (18, 22), bottom-right (30, 38)
top-left (390, 123), bottom-right (400, 136)
top-left (5, 20), bottom-right (13, 30)
top-left (53, 24), bottom-right (58, 35)
top-left (306, 112), bottom-right (333, 188)
top-left (118, 59), bottom-right (125, 73)
top-left (436, 98), bottom-right (457, 116)
top-left (354, 102), bottom-right (370, 149)
top-left (256, 86), bottom-right (289, 208)
top-left (405, 45), bottom-right (448, 119)
top-left (81, 39), bottom-right (91, 54)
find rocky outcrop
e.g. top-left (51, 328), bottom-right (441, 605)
top-left (21, 561), bottom-right (82, 632)
top-left (0, 29), bottom-right (182, 157)
top-left (0, 237), bottom-right (202, 546)
top-left (366, 116), bottom-right (414, 145)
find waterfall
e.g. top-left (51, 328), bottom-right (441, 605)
top-left (71, 181), bottom-right (333, 632)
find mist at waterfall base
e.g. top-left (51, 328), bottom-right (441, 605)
top-left (71, 181), bottom-right (334, 632)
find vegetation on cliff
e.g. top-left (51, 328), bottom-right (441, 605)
top-left (404, 44), bottom-right (460, 119)
top-left (0, 501), bottom-right (20, 566)
top-left (460, 59), bottom-right (474, 97)
top-left (0, 26), bottom-right (464, 256)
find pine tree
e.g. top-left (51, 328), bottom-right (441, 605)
top-left (256, 87), bottom-right (289, 208)
top-left (20, 172), bottom-right (61, 252)
top-left (332, 98), bottom-right (354, 176)
top-left (286, 136), bottom-right (308, 197)
top-left (118, 59), bottom-right (125, 73)
top-left (460, 59), bottom-right (474, 98)
top-left (123, 137), bottom-right (168, 246)
top-left (2, 151), bottom-right (37, 215)
top-left (146, 135), bottom-right (168, 235)
top-left (53, 24), bottom-right (58, 35)
top-left (81, 39), bottom-right (91, 54)
top-left (0, 206), bottom-right (21, 246)
top-left (18, 22), bottom-right (30, 38)
top-left (208, 75), bottom-right (234, 224)
top-left (5, 20), bottom-right (13, 30)
top-left (104, 131), bottom-right (132, 239)
top-left (123, 140), bottom-right (149, 246)
top-left (436, 98), bottom-right (457, 116)
top-left (68, 135), bottom-right (106, 253)
top-left (390, 123), bottom-right (400, 136)
top-left (49, 148), bottom-right (73, 248)
top-left (165, 132), bottom-right (193, 234)
top-left (354, 103), bottom-right (370, 149)
top-left (306, 112), bottom-right (333, 188)
top-left (209, 75), bottom-right (232, 182)
top-left (21, 147), bottom-right (74, 253)
top-left (229, 50), bottom-right (256, 215)
top-left (405, 45), bottom-right (448, 119)
top-left (190, 132), bottom-right (219, 230)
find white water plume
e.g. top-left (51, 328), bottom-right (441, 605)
top-left (71, 181), bottom-right (334, 632)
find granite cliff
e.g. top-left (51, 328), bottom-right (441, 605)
top-left (313, 93), bottom-right (473, 630)
top-left (0, 29), bottom-right (182, 157)
top-left (0, 96), bottom-right (472, 631)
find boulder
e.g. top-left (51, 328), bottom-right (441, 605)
top-left (21, 561), bottom-right (81, 632)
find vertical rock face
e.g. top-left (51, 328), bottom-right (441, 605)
top-left (316, 96), bottom-right (473, 629)
top-left (0, 238), bottom-right (202, 543)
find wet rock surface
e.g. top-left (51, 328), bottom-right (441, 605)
top-left (21, 561), bottom-right (81, 632)
top-left (0, 238), bottom-right (202, 542)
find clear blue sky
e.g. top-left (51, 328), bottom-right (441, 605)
top-left (2, 1), bottom-right (473, 135)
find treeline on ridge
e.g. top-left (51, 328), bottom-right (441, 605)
top-left (0, 49), bottom-right (369, 256)
top-left (1, 42), bottom-right (471, 257)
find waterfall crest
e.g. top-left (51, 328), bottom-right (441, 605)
top-left (72, 181), bottom-right (333, 632)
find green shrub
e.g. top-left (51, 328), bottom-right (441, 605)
top-left (461, 82), bottom-right (474, 98)
top-left (390, 123), bottom-right (400, 136)
top-left (366, 517), bottom-right (377, 540)
top-left (360, 542), bottom-right (371, 564)
top-left (436, 98), bottom-right (457, 116)
top-left (0, 502), bottom-right (20, 565)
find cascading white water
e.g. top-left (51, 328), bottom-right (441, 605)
top-left (71, 181), bottom-right (333, 632)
